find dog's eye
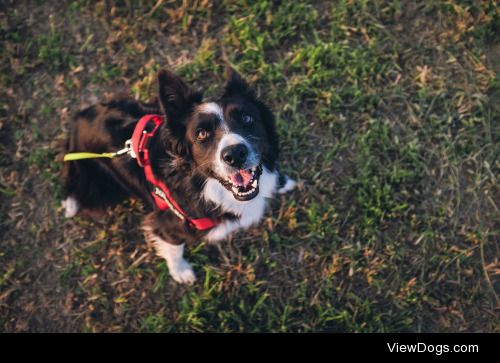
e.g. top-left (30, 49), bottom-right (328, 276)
top-left (242, 115), bottom-right (253, 124)
top-left (196, 128), bottom-right (210, 141)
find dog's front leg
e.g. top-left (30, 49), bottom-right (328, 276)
top-left (278, 173), bottom-right (297, 194)
top-left (154, 240), bottom-right (196, 285)
top-left (143, 212), bottom-right (197, 285)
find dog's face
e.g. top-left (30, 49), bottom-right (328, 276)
top-left (158, 70), bottom-right (278, 201)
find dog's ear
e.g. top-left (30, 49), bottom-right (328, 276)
top-left (222, 68), bottom-right (254, 98)
top-left (157, 69), bottom-right (202, 121)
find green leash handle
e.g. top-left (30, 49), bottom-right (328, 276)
top-left (63, 140), bottom-right (133, 162)
top-left (63, 152), bottom-right (115, 161)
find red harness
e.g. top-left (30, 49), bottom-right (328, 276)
top-left (131, 114), bottom-right (217, 231)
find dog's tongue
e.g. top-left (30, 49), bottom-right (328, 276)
top-left (230, 169), bottom-right (252, 187)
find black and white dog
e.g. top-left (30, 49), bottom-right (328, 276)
top-left (62, 69), bottom-right (296, 284)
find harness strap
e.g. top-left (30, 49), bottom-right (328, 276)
top-left (132, 115), bottom-right (217, 231)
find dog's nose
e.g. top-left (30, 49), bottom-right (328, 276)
top-left (221, 144), bottom-right (248, 168)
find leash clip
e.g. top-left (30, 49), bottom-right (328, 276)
top-left (113, 139), bottom-right (136, 158)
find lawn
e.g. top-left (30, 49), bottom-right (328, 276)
top-left (0, 0), bottom-right (498, 332)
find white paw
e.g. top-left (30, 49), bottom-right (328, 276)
top-left (62, 197), bottom-right (79, 218)
top-left (205, 221), bottom-right (239, 243)
top-left (153, 241), bottom-right (196, 285)
top-left (278, 176), bottom-right (297, 194)
top-left (169, 259), bottom-right (197, 285)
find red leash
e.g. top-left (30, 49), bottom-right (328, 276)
top-left (131, 114), bottom-right (217, 231)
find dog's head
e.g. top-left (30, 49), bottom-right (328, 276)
top-left (157, 69), bottom-right (278, 202)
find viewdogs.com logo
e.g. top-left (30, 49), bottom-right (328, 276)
top-left (387, 343), bottom-right (478, 355)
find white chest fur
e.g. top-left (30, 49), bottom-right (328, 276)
top-left (202, 167), bottom-right (278, 242)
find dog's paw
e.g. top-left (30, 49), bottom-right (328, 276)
top-left (278, 175), bottom-right (297, 194)
top-left (62, 197), bottom-right (79, 218)
top-left (169, 259), bottom-right (197, 285)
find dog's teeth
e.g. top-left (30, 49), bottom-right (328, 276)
top-left (252, 180), bottom-right (257, 188)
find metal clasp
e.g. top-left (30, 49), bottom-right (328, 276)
top-left (113, 139), bottom-right (135, 158)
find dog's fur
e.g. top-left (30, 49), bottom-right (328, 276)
top-left (62, 69), bottom-right (296, 284)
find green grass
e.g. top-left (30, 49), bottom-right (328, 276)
top-left (0, 0), bottom-right (498, 332)
top-left (36, 15), bottom-right (75, 73)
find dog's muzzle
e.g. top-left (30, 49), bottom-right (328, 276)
top-left (213, 164), bottom-right (262, 201)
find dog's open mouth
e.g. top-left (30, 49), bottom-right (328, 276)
top-left (216, 164), bottom-right (262, 201)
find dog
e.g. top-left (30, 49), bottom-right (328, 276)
top-left (62, 69), bottom-right (296, 284)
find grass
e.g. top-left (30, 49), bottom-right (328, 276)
top-left (0, 0), bottom-right (498, 332)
